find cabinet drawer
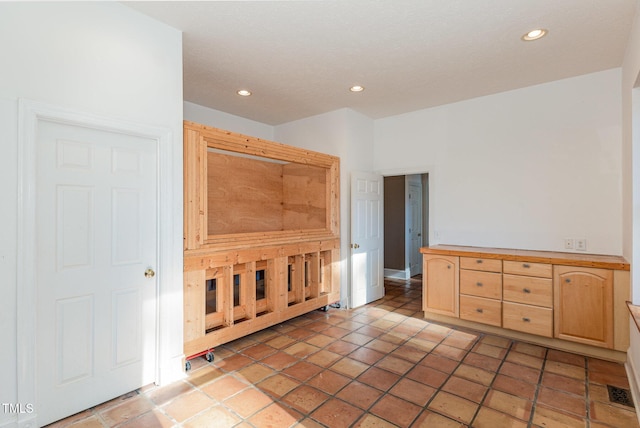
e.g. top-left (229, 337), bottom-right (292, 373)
top-left (503, 274), bottom-right (552, 308)
top-left (503, 302), bottom-right (553, 337)
top-left (460, 295), bottom-right (501, 327)
top-left (460, 270), bottom-right (502, 299)
top-left (503, 260), bottom-right (552, 278)
top-left (460, 257), bottom-right (502, 273)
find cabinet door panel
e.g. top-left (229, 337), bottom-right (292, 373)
top-left (423, 255), bottom-right (459, 317)
top-left (554, 266), bottom-right (613, 348)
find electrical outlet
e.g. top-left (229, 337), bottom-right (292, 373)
top-left (575, 239), bottom-right (587, 251)
top-left (564, 239), bottom-right (574, 250)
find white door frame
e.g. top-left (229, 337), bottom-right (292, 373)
top-left (16, 99), bottom-right (180, 427)
top-left (378, 167), bottom-right (434, 272)
top-left (408, 180), bottom-right (423, 276)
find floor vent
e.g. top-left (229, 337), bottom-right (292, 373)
top-left (607, 385), bottom-right (635, 408)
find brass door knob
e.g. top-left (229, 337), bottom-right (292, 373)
top-left (144, 268), bottom-right (156, 278)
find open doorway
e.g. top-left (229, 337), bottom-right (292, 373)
top-left (383, 173), bottom-right (429, 281)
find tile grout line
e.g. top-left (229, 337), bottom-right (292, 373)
top-left (228, 306), bottom-right (413, 426)
top-left (524, 346), bottom-right (548, 428)
top-left (305, 295), bottom-right (458, 426)
top-left (401, 323), bottom-right (483, 426)
top-left (468, 335), bottom-right (513, 426)
top-left (51, 279), bottom-right (638, 428)
top-left (362, 318), bottom-right (465, 427)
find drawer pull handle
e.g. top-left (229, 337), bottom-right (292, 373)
top-left (522, 263), bottom-right (530, 268)
top-left (476, 259), bottom-right (483, 264)
top-left (447, 265), bottom-right (451, 269)
top-left (476, 308), bottom-right (484, 313)
top-left (523, 288), bottom-right (531, 293)
top-left (476, 282), bottom-right (483, 287)
top-left (522, 317), bottom-right (531, 322)
top-left (565, 278), bottom-right (571, 283)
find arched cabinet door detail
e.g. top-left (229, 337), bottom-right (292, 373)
top-left (423, 255), bottom-right (459, 317)
top-left (554, 266), bottom-right (613, 349)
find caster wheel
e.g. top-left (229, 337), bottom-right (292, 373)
top-left (185, 360), bottom-right (192, 371)
top-left (318, 305), bottom-right (328, 312)
top-left (330, 302), bottom-right (341, 309)
top-left (205, 351), bottom-right (214, 362)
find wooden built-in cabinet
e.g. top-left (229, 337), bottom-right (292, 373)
top-left (423, 255), bottom-right (459, 317)
top-left (183, 121), bottom-right (341, 362)
top-left (421, 245), bottom-right (630, 360)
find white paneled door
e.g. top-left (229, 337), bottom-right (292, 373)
top-left (409, 183), bottom-right (423, 276)
top-left (350, 172), bottom-right (384, 308)
top-left (35, 120), bottom-right (158, 426)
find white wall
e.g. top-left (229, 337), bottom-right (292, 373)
top-left (0, 3), bottom-right (183, 426)
top-left (374, 69), bottom-right (623, 255)
top-left (622, 0), bottom-right (640, 413)
top-left (275, 108), bottom-right (375, 307)
top-left (184, 101), bottom-right (274, 140)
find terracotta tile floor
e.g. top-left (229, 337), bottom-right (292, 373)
top-left (47, 277), bottom-right (640, 428)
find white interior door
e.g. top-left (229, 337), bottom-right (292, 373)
top-left (409, 183), bottom-right (423, 276)
top-left (35, 120), bottom-right (158, 425)
top-left (351, 172), bottom-right (384, 308)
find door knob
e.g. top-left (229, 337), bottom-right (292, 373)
top-left (144, 268), bottom-right (156, 278)
top-left (352, 244), bottom-right (360, 249)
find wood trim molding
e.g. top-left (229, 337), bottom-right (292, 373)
top-left (627, 301), bottom-right (640, 334)
top-left (183, 120), bottom-right (340, 251)
top-left (421, 245), bottom-right (629, 271)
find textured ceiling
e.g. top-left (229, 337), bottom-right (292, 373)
top-left (126, 0), bottom-right (637, 125)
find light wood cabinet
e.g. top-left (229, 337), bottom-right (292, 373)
top-left (501, 261), bottom-right (553, 337)
top-left (503, 275), bottom-right (552, 308)
top-left (554, 266), bottom-right (613, 349)
top-left (183, 121), bottom-right (341, 361)
top-left (460, 270), bottom-right (502, 299)
top-left (460, 295), bottom-right (502, 326)
top-left (503, 260), bottom-right (552, 278)
top-left (421, 245), bottom-right (629, 357)
top-left (503, 302), bottom-right (553, 337)
top-left (460, 256), bottom-right (502, 273)
top-left (459, 256), bottom-right (502, 326)
top-left (423, 254), bottom-right (459, 317)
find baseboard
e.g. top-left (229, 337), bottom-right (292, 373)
top-left (17, 415), bottom-right (36, 428)
top-left (625, 346), bottom-right (640, 423)
top-left (384, 268), bottom-right (409, 280)
top-left (0, 417), bottom-right (16, 428)
top-left (0, 411), bottom-right (36, 428)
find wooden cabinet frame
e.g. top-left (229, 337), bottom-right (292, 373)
top-left (421, 245), bottom-right (630, 361)
top-left (183, 121), bottom-right (340, 359)
top-left (184, 121), bottom-right (340, 251)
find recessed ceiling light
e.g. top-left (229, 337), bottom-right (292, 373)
top-left (522, 28), bottom-right (548, 41)
top-left (349, 85), bottom-right (365, 93)
top-left (237, 89), bottom-right (252, 96)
